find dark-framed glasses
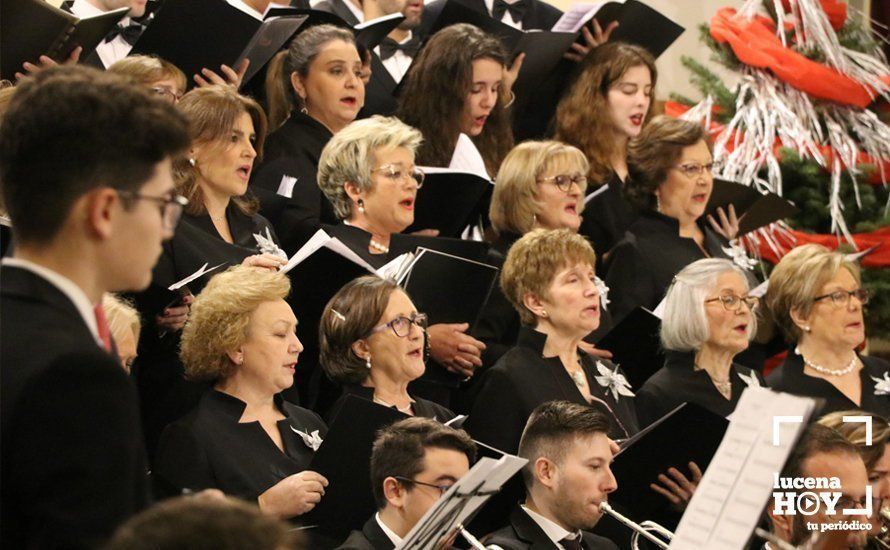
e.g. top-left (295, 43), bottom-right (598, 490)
top-left (673, 161), bottom-right (721, 178)
top-left (150, 86), bottom-right (183, 104)
top-left (116, 190), bottom-right (189, 230)
top-left (813, 288), bottom-right (869, 307)
top-left (367, 312), bottom-right (428, 338)
top-left (705, 294), bottom-right (759, 312)
top-left (371, 164), bottom-right (425, 188)
top-left (393, 476), bottom-right (453, 497)
top-left (538, 174), bottom-right (588, 193)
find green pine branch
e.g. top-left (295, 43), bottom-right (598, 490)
top-left (678, 55), bottom-right (737, 121)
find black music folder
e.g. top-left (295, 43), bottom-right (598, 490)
top-left (1, 0), bottom-right (128, 80)
top-left (389, 234), bottom-right (491, 267)
top-left (405, 170), bottom-right (492, 238)
top-left (263, 8), bottom-right (405, 50)
top-left (707, 179), bottom-right (800, 236)
top-left (594, 306), bottom-right (662, 390)
top-left (304, 395), bottom-right (407, 535)
top-left (581, 0), bottom-right (684, 58)
top-left (235, 15), bottom-right (308, 85)
top-left (610, 402), bottom-right (728, 519)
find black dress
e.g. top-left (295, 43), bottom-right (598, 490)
top-left (604, 210), bottom-right (732, 323)
top-left (132, 205), bottom-right (280, 462)
top-left (635, 350), bottom-right (767, 428)
top-left (766, 351), bottom-right (890, 418)
top-left (252, 111), bottom-right (338, 254)
top-left (465, 326), bottom-right (639, 454)
top-left (579, 172), bottom-right (637, 265)
top-left (325, 384), bottom-right (456, 424)
top-left (154, 390), bottom-right (327, 500)
top-left (324, 223), bottom-right (390, 270)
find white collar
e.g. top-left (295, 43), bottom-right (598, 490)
top-left (225, 0), bottom-right (264, 20)
top-left (2, 257), bottom-right (100, 344)
top-left (342, 0), bottom-right (364, 23)
top-left (520, 505), bottom-right (582, 548)
top-left (70, 0), bottom-right (131, 23)
top-left (375, 512), bottom-right (404, 547)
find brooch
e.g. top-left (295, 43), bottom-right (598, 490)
top-left (594, 361), bottom-right (634, 400)
top-left (872, 372), bottom-right (890, 396)
top-left (291, 426), bottom-right (323, 451)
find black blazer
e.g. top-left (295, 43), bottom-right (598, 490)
top-left (252, 111), bottom-right (337, 254)
top-left (635, 350), bottom-right (767, 428)
top-left (465, 326), bottom-right (639, 454)
top-left (485, 505), bottom-right (619, 550)
top-left (421, 0), bottom-right (562, 36)
top-left (604, 210), bottom-right (733, 323)
top-left (336, 516), bottom-right (395, 550)
top-left (579, 173), bottom-right (637, 266)
top-left (154, 390), bottom-right (328, 500)
top-left (326, 384), bottom-right (456, 424)
top-left (1, 266), bottom-right (147, 548)
top-left (361, 50), bottom-right (401, 118)
top-left (315, 0), bottom-right (362, 25)
top-left (133, 205), bottom-right (279, 461)
top-left (766, 351), bottom-right (890, 418)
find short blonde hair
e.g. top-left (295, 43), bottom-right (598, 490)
top-left (317, 116), bottom-right (423, 220)
top-left (108, 55), bottom-right (187, 94)
top-left (765, 244), bottom-right (861, 343)
top-left (490, 141), bottom-right (589, 235)
top-left (103, 293), bottom-right (141, 346)
top-left (660, 259), bottom-right (756, 351)
top-left (501, 229), bottom-right (597, 326)
top-left (180, 266), bottom-right (291, 382)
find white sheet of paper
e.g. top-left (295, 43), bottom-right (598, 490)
top-left (448, 133), bottom-right (491, 182)
top-left (584, 182), bottom-right (611, 205)
top-left (280, 228), bottom-right (378, 274)
top-left (168, 262), bottom-right (226, 291)
top-left (376, 252), bottom-right (416, 281)
top-left (354, 11), bottom-right (403, 29)
top-left (276, 175), bottom-right (298, 198)
top-left (551, 2), bottom-right (615, 32)
top-left (670, 387), bottom-right (817, 549)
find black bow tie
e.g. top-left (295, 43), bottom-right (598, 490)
top-left (559, 536), bottom-right (584, 550)
top-left (492, 0), bottom-right (526, 24)
top-left (378, 36), bottom-right (420, 60)
top-left (104, 21), bottom-right (144, 46)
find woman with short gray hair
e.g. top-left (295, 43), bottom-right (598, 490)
top-left (636, 258), bottom-right (765, 427)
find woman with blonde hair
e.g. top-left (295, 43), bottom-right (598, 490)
top-left (107, 55), bottom-right (187, 104)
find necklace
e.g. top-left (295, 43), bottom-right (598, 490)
top-left (373, 394), bottom-right (412, 413)
top-left (369, 239), bottom-right (389, 254)
top-left (695, 364), bottom-right (732, 396)
top-left (796, 347), bottom-right (858, 376)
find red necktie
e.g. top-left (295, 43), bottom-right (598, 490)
top-left (94, 304), bottom-right (113, 353)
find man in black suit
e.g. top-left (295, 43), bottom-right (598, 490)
top-left (486, 401), bottom-right (620, 550)
top-left (315, 0), bottom-right (364, 26)
top-left (0, 66), bottom-right (189, 548)
top-left (336, 417), bottom-right (477, 549)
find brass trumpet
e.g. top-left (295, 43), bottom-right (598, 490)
top-left (599, 502), bottom-right (673, 549)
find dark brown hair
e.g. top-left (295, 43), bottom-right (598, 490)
top-left (174, 86), bottom-right (267, 216)
top-left (397, 23), bottom-right (513, 177)
top-left (818, 411), bottom-right (890, 472)
top-left (370, 417), bottom-right (476, 509)
top-left (624, 115), bottom-right (710, 212)
top-left (555, 42), bottom-right (657, 184)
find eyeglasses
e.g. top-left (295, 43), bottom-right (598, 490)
top-left (672, 161), bottom-right (720, 178)
top-left (150, 86), bottom-right (183, 104)
top-left (813, 288), bottom-right (869, 307)
top-left (537, 174), bottom-right (588, 193)
top-left (705, 294), bottom-right (759, 312)
top-left (367, 312), bottom-right (428, 338)
top-left (393, 476), bottom-right (453, 497)
top-left (116, 190), bottom-right (189, 230)
top-left (371, 164), bottom-right (425, 188)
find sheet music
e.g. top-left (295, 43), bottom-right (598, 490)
top-left (670, 387), bottom-right (817, 550)
top-left (168, 262), bottom-right (225, 291)
top-left (551, 1), bottom-right (621, 33)
top-left (280, 229), bottom-right (377, 274)
top-left (447, 134), bottom-right (491, 182)
top-left (353, 11), bottom-right (402, 29)
top-left (376, 252), bottom-right (415, 281)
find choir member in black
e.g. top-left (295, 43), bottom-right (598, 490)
top-left (486, 401), bottom-right (619, 550)
top-left (604, 115), bottom-right (741, 323)
top-left (818, 411), bottom-right (890, 544)
top-left (154, 266), bottom-right (330, 519)
top-left (108, 55), bottom-right (187, 104)
top-left (360, 0), bottom-right (425, 117)
top-left (254, 25), bottom-right (365, 253)
top-left (466, 229), bottom-right (638, 456)
top-left (554, 43), bottom-right (656, 262)
top-left (766, 244), bottom-right (890, 417)
top-left (635, 259), bottom-right (766, 427)
top-left (64, 0), bottom-right (148, 68)
top-left (317, 115), bottom-right (485, 377)
top-left (1, 66), bottom-right (190, 548)
top-left (316, 0), bottom-right (364, 26)
top-left (475, 140), bottom-right (612, 368)
top-left (320, 275), bottom-right (456, 422)
top-left (336, 417), bottom-right (476, 549)
top-left (397, 23), bottom-right (515, 177)
top-left (134, 86), bottom-right (286, 461)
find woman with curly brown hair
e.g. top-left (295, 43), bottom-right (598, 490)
top-left (396, 23), bottom-right (516, 177)
top-left (554, 42), bottom-right (656, 259)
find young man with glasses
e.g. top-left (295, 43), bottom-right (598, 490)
top-left (0, 66), bottom-right (189, 548)
top-left (336, 416), bottom-right (476, 549)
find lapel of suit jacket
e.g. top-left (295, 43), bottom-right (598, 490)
top-left (333, 0), bottom-right (361, 26)
top-left (369, 51), bottom-right (398, 93)
top-left (511, 506), bottom-right (560, 549)
top-left (1, 266), bottom-right (94, 338)
top-left (362, 516), bottom-right (396, 550)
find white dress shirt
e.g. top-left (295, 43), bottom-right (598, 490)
top-left (2, 257), bottom-right (101, 347)
top-left (374, 31), bottom-right (415, 83)
top-left (70, 0), bottom-right (134, 68)
top-left (375, 512), bottom-right (404, 547)
top-left (520, 505), bottom-right (584, 550)
top-left (483, 0), bottom-right (524, 29)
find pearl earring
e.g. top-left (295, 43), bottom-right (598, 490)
top-left (357, 199), bottom-right (365, 214)
top-left (366, 355), bottom-right (372, 370)
top-left (188, 158), bottom-right (196, 167)
top-left (541, 310), bottom-right (548, 318)
top-left (804, 326), bottom-right (811, 332)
